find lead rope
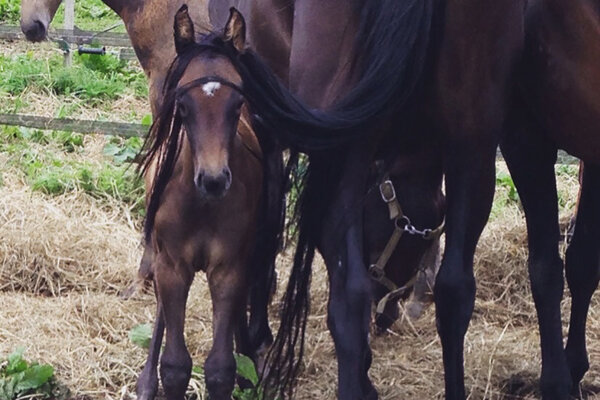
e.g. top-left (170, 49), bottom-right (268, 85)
top-left (368, 175), bottom-right (445, 318)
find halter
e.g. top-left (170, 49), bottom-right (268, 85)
top-left (369, 172), bottom-right (445, 321)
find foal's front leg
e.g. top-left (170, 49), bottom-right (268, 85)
top-left (155, 256), bottom-right (194, 400)
top-left (205, 261), bottom-right (247, 400)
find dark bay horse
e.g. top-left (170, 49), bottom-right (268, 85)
top-left (206, 0), bottom-right (520, 399)
top-left (136, 7), bottom-right (263, 400)
top-left (500, 0), bottom-right (600, 397)
top-left (212, 1), bottom-right (596, 399)
top-left (20, 0), bottom-right (284, 367)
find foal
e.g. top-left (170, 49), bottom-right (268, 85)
top-left (136, 7), bottom-right (262, 400)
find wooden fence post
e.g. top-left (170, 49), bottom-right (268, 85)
top-left (63, 0), bottom-right (75, 67)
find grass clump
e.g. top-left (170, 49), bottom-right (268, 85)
top-left (0, 0), bottom-right (19, 24)
top-left (0, 126), bottom-right (145, 215)
top-left (0, 51), bottom-right (147, 105)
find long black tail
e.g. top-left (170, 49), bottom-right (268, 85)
top-left (235, 0), bottom-right (436, 152)
top-left (259, 0), bottom-right (438, 397)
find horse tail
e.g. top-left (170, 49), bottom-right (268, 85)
top-left (236, 0), bottom-right (438, 152)
top-left (257, 0), bottom-right (439, 396)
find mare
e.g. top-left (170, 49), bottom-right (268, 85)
top-left (20, 0), bottom-right (283, 368)
top-left (136, 7), bottom-right (264, 400)
top-left (207, 1), bottom-right (600, 399)
top-left (502, 0), bottom-right (600, 397)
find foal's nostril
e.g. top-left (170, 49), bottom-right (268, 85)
top-left (202, 175), bottom-right (227, 196)
top-left (222, 167), bottom-right (232, 182)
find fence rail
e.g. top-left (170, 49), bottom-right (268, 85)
top-left (0, 25), bottom-right (131, 47)
top-left (0, 113), bottom-right (146, 138)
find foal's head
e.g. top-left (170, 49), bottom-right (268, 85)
top-left (173, 7), bottom-right (247, 199)
top-left (142, 5), bottom-right (249, 236)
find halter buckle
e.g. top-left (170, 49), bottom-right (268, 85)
top-left (379, 180), bottom-right (396, 203)
top-left (369, 264), bottom-right (385, 281)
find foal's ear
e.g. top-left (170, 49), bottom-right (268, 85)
top-left (224, 7), bottom-right (246, 52)
top-left (174, 4), bottom-right (195, 54)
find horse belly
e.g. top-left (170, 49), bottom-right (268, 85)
top-left (523, 0), bottom-right (600, 162)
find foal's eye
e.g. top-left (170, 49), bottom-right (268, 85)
top-left (178, 102), bottom-right (189, 117)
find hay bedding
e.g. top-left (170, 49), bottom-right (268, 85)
top-left (1, 157), bottom-right (599, 399)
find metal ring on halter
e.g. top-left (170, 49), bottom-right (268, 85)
top-left (368, 264), bottom-right (385, 281)
top-left (395, 215), bottom-right (411, 230)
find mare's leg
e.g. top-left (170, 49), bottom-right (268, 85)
top-left (136, 283), bottom-right (165, 400)
top-left (564, 163), bottom-right (600, 393)
top-left (204, 262), bottom-right (248, 400)
top-left (434, 2), bottom-right (524, 398)
top-left (246, 143), bottom-right (283, 369)
top-left (501, 113), bottom-right (570, 399)
top-left (319, 143), bottom-right (376, 400)
top-left (155, 257), bottom-right (194, 400)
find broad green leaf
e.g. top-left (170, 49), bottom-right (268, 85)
top-left (6, 349), bottom-right (27, 374)
top-left (129, 323), bottom-right (152, 349)
top-left (14, 364), bottom-right (54, 392)
top-left (234, 354), bottom-right (258, 386)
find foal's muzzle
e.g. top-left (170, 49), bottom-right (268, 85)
top-left (195, 167), bottom-right (232, 199)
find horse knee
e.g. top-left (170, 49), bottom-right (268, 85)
top-left (434, 261), bottom-right (476, 331)
top-left (565, 240), bottom-right (600, 296)
top-left (204, 352), bottom-right (236, 399)
top-left (160, 350), bottom-right (192, 400)
top-left (528, 253), bottom-right (564, 303)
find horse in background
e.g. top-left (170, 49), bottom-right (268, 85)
top-left (135, 7), bottom-right (264, 400)
top-left (20, 0), bottom-right (284, 368)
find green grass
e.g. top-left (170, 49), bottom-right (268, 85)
top-left (0, 125), bottom-right (145, 215)
top-left (0, 50), bottom-right (147, 108)
top-left (0, 0), bottom-right (20, 24)
top-left (1, 0), bottom-right (123, 32)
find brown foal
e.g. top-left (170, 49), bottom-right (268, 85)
top-left (136, 7), bottom-right (262, 400)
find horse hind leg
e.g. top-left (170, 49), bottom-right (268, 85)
top-left (501, 113), bottom-right (570, 399)
top-left (564, 163), bottom-right (600, 395)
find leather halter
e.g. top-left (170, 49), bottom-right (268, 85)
top-left (369, 175), bottom-right (445, 318)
